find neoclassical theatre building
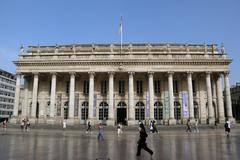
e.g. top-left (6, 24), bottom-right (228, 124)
top-left (12, 43), bottom-right (233, 125)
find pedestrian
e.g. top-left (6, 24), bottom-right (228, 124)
top-left (149, 121), bottom-right (153, 133)
top-left (21, 119), bottom-right (25, 131)
top-left (97, 123), bottom-right (104, 141)
top-left (152, 120), bottom-right (158, 133)
top-left (186, 119), bottom-right (192, 133)
top-left (224, 120), bottom-right (231, 136)
top-left (86, 121), bottom-right (92, 133)
top-left (26, 119), bottom-right (30, 131)
top-left (2, 120), bottom-right (7, 131)
top-left (63, 119), bottom-right (67, 130)
top-left (193, 119), bottom-right (199, 133)
top-left (117, 123), bottom-right (123, 134)
top-left (136, 123), bottom-right (153, 157)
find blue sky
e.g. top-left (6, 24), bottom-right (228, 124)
top-left (0, 0), bottom-right (239, 85)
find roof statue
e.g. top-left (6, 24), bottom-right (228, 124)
top-left (221, 43), bottom-right (225, 54)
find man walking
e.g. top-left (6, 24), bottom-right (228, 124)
top-left (136, 123), bottom-right (153, 157)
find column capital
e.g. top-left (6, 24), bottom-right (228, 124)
top-left (108, 71), bottom-right (115, 75)
top-left (32, 72), bottom-right (39, 75)
top-left (88, 71), bottom-right (95, 76)
top-left (50, 72), bottom-right (57, 75)
top-left (69, 72), bottom-right (76, 76)
top-left (168, 71), bottom-right (174, 75)
top-left (224, 71), bottom-right (230, 76)
top-left (206, 71), bottom-right (212, 75)
top-left (148, 71), bottom-right (154, 75)
top-left (187, 71), bottom-right (193, 75)
top-left (16, 72), bottom-right (22, 76)
top-left (128, 71), bottom-right (135, 75)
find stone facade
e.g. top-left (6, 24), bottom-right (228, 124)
top-left (12, 43), bottom-right (234, 125)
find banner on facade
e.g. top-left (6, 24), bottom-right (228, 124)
top-left (146, 92), bottom-right (150, 118)
top-left (182, 92), bottom-right (189, 118)
top-left (93, 94), bottom-right (97, 117)
top-left (164, 90), bottom-right (169, 119)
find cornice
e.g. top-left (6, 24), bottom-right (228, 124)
top-left (13, 59), bottom-right (232, 67)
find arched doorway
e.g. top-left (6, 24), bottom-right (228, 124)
top-left (117, 101), bottom-right (127, 125)
top-left (154, 101), bottom-right (163, 120)
top-left (64, 101), bottom-right (69, 119)
top-left (81, 101), bottom-right (89, 121)
top-left (135, 101), bottom-right (145, 121)
top-left (99, 101), bottom-right (108, 125)
top-left (36, 102), bottom-right (39, 118)
top-left (174, 101), bottom-right (181, 124)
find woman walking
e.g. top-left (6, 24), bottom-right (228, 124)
top-left (136, 123), bottom-right (153, 156)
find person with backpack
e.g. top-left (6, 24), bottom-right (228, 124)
top-left (224, 120), bottom-right (231, 136)
top-left (136, 123), bottom-right (153, 156)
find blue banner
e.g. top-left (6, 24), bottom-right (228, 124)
top-left (93, 94), bottom-right (97, 117)
top-left (182, 92), bottom-right (189, 118)
top-left (146, 92), bottom-right (150, 118)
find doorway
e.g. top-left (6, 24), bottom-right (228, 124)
top-left (64, 108), bottom-right (68, 119)
top-left (117, 108), bottom-right (127, 125)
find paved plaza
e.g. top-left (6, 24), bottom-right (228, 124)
top-left (0, 127), bottom-right (240, 160)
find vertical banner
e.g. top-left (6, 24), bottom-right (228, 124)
top-left (182, 92), bottom-right (189, 118)
top-left (57, 93), bottom-right (62, 116)
top-left (164, 90), bottom-right (169, 119)
top-left (146, 92), bottom-right (150, 118)
top-left (93, 94), bottom-right (97, 117)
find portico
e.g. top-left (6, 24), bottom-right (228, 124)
top-left (12, 43), bottom-right (234, 125)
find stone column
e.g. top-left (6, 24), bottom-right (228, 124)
top-left (187, 72), bottom-right (194, 120)
top-left (224, 71), bottom-right (234, 121)
top-left (148, 72), bottom-right (154, 120)
top-left (128, 72), bottom-right (135, 125)
top-left (212, 79), bottom-right (217, 119)
top-left (69, 72), bottom-right (75, 119)
top-left (13, 73), bottom-right (21, 117)
top-left (50, 73), bottom-right (57, 118)
top-left (216, 74), bottom-right (225, 123)
top-left (168, 72), bottom-right (176, 125)
top-left (31, 73), bottom-right (39, 119)
top-left (206, 72), bottom-right (215, 124)
top-left (108, 72), bottom-right (114, 125)
top-left (88, 72), bottom-right (95, 121)
top-left (22, 76), bottom-right (29, 117)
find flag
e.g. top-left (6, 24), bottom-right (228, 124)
top-left (119, 16), bottom-right (123, 35)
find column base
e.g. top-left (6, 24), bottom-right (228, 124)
top-left (218, 117), bottom-right (225, 124)
top-left (106, 119), bottom-right (115, 126)
top-left (67, 118), bottom-right (79, 125)
top-left (10, 117), bottom-right (20, 124)
top-left (189, 117), bottom-right (196, 124)
top-left (168, 118), bottom-right (176, 125)
top-left (128, 119), bottom-right (138, 126)
top-left (29, 118), bottom-right (37, 124)
top-left (182, 118), bottom-right (189, 125)
top-left (38, 117), bottom-right (46, 124)
top-left (200, 118), bottom-right (207, 124)
top-left (46, 118), bottom-right (55, 125)
top-left (227, 117), bottom-right (235, 124)
top-left (208, 117), bottom-right (215, 124)
top-left (88, 118), bottom-right (98, 125)
top-left (163, 119), bottom-right (169, 125)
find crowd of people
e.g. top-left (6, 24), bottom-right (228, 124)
top-left (20, 118), bottom-right (31, 132)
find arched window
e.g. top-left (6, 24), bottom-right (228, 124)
top-left (194, 101), bottom-right (199, 119)
top-left (174, 101), bottom-right (181, 120)
top-left (154, 101), bottom-right (163, 120)
top-left (117, 101), bottom-right (127, 107)
top-left (135, 101), bottom-right (145, 120)
top-left (81, 101), bottom-right (88, 120)
top-left (99, 101), bottom-right (108, 120)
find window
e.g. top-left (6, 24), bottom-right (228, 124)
top-left (136, 80), bottom-right (143, 94)
top-left (83, 80), bottom-right (89, 95)
top-left (135, 101), bottom-right (145, 120)
top-left (194, 101), bottom-right (199, 119)
top-left (117, 101), bottom-right (127, 107)
top-left (154, 101), bottom-right (163, 120)
top-left (81, 101), bottom-right (88, 120)
top-left (99, 101), bottom-right (108, 120)
top-left (174, 101), bottom-right (181, 120)
top-left (119, 80), bottom-right (125, 95)
top-left (66, 81), bottom-right (70, 94)
top-left (101, 80), bottom-right (107, 95)
top-left (173, 80), bottom-right (178, 94)
top-left (192, 80), bottom-right (196, 95)
top-left (154, 80), bottom-right (161, 95)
